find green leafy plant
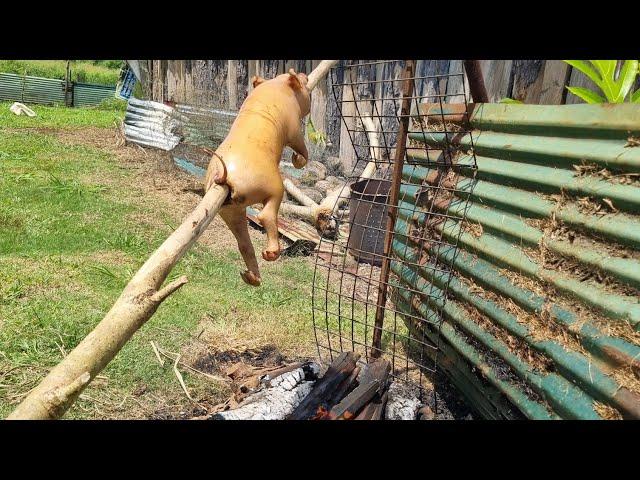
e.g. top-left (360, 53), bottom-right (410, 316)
top-left (305, 118), bottom-right (328, 147)
top-left (563, 60), bottom-right (640, 103)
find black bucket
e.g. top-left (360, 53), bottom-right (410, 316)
top-left (348, 179), bottom-right (391, 267)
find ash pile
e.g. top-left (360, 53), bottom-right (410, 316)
top-left (201, 352), bottom-right (456, 421)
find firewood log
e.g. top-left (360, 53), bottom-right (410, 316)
top-left (288, 351), bottom-right (359, 420)
top-left (355, 390), bottom-right (388, 420)
top-left (325, 358), bottom-right (390, 420)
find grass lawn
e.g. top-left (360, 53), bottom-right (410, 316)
top-left (0, 60), bottom-right (122, 85)
top-left (0, 102), bottom-right (318, 418)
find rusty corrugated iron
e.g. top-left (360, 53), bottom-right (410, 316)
top-left (394, 102), bottom-right (640, 420)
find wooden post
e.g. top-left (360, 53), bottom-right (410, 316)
top-left (339, 65), bottom-right (357, 173)
top-left (64, 60), bottom-right (73, 107)
top-left (227, 60), bottom-right (237, 110)
top-left (370, 60), bottom-right (415, 359)
top-left (446, 60), bottom-right (470, 104)
top-left (479, 60), bottom-right (513, 102)
top-left (538, 60), bottom-right (571, 105)
top-left (310, 60), bottom-right (328, 136)
top-left (463, 60), bottom-right (489, 103)
top-left (509, 60), bottom-right (546, 103)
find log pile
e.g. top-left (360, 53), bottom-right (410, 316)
top-left (277, 114), bottom-right (383, 239)
top-left (208, 352), bottom-right (426, 420)
top-left (288, 352), bottom-right (391, 420)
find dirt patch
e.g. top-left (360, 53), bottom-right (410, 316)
top-left (171, 337), bottom-right (322, 418)
top-left (195, 344), bottom-right (286, 371)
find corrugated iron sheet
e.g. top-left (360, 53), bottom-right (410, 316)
top-left (0, 72), bottom-right (66, 105)
top-left (73, 82), bottom-right (116, 107)
top-left (0, 73), bottom-right (24, 102)
top-left (123, 97), bottom-right (182, 150)
top-left (0, 73), bottom-right (116, 107)
top-left (174, 103), bottom-right (236, 149)
top-left (393, 103), bottom-right (640, 419)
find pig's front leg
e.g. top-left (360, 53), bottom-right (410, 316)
top-left (257, 194), bottom-right (283, 261)
top-left (288, 131), bottom-right (308, 169)
top-left (219, 205), bottom-right (261, 286)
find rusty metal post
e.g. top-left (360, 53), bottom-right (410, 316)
top-left (65, 60), bottom-right (73, 107)
top-left (370, 59), bottom-right (416, 359)
top-left (463, 60), bottom-right (489, 103)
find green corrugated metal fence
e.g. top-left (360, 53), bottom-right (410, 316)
top-left (0, 72), bottom-right (115, 107)
top-left (73, 82), bottom-right (117, 107)
top-left (394, 103), bottom-right (640, 420)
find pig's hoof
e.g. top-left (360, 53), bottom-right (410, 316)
top-left (240, 270), bottom-right (261, 287)
top-left (262, 249), bottom-right (280, 262)
top-left (292, 152), bottom-right (307, 169)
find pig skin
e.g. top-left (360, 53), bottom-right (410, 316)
top-left (204, 70), bottom-right (311, 287)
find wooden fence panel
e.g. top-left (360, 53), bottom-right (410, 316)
top-left (446, 60), bottom-right (470, 104)
top-left (480, 60), bottom-right (512, 102)
top-left (227, 60), bottom-right (237, 110)
top-left (310, 59), bottom-right (328, 136)
top-left (538, 60), bottom-right (571, 104)
top-left (145, 59), bottom-right (616, 159)
top-left (338, 62), bottom-right (357, 172)
top-left (325, 60), bottom-right (343, 156)
top-left (510, 60), bottom-right (546, 103)
top-left (236, 60), bottom-right (249, 107)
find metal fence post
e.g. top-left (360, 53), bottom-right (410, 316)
top-left (370, 59), bottom-right (416, 359)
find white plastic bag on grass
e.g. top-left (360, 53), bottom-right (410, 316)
top-left (9, 102), bottom-right (36, 117)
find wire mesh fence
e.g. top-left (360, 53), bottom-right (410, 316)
top-left (131, 59), bottom-right (480, 409)
top-left (312, 60), bottom-right (478, 407)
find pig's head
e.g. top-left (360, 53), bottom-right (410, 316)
top-left (253, 69), bottom-right (311, 119)
top-left (285, 69), bottom-right (311, 118)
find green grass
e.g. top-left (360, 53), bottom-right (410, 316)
top-left (0, 60), bottom-right (122, 85)
top-left (0, 101), bottom-right (125, 129)
top-left (0, 107), bottom-right (318, 418)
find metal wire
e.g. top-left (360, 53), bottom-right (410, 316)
top-left (311, 60), bottom-right (478, 411)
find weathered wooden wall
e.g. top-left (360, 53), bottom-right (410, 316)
top-left (140, 59), bottom-right (602, 166)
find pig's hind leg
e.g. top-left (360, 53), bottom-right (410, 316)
top-left (257, 194), bottom-right (283, 262)
top-left (219, 206), bottom-right (261, 287)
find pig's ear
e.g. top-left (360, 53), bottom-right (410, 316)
top-left (251, 75), bottom-right (265, 88)
top-left (287, 69), bottom-right (305, 90)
